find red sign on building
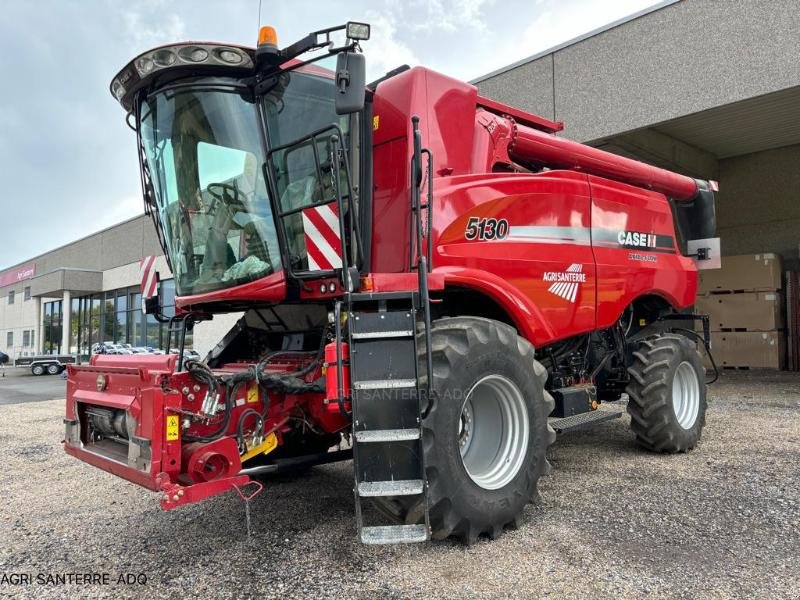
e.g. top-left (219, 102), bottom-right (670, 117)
top-left (0, 263), bottom-right (36, 288)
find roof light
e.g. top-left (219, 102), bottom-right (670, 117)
top-left (179, 46), bottom-right (209, 63)
top-left (152, 49), bottom-right (176, 67)
top-left (109, 43), bottom-right (255, 110)
top-left (258, 26), bottom-right (278, 48)
top-left (216, 48), bottom-right (243, 64)
top-left (111, 79), bottom-right (125, 101)
top-left (346, 22), bottom-right (370, 40)
top-left (135, 57), bottom-right (154, 76)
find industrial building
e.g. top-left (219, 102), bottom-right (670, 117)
top-left (1, 0), bottom-right (798, 363)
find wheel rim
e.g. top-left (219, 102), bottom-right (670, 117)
top-left (33, 366), bottom-right (43, 375)
top-left (458, 375), bottom-right (529, 490)
top-left (672, 361), bottom-right (700, 429)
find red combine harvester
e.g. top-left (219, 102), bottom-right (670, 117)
top-left (64, 23), bottom-right (718, 544)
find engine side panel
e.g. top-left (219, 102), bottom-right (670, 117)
top-left (429, 171), bottom-right (696, 347)
top-left (588, 175), bottom-right (698, 329)
top-left (433, 171), bottom-right (596, 346)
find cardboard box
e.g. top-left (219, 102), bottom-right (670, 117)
top-left (698, 253), bottom-right (783, 294)
top-left (707, 331), bottom-right (785, 369)
top-left (695, 292), bottom-right (784, 331)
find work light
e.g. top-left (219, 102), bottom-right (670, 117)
top-left (346, 22), bottom-right (370, 40)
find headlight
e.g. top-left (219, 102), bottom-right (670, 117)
top-left (135, 57), bottom-right (154, 76)
top-left (152, 49), bottom-right (176, 67)
top-left (179, 46), bottom-right (209, 63)
top-left (111, 79), bottom-right (125, 101)
top-left (216, 48), bottom-right (244, 64)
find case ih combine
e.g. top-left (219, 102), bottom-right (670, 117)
top-left (64, 23), bottom-right (717, 544)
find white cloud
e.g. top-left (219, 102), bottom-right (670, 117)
top-left (122, 10), bottom-right (186, 54)
top-left (406, 0), bottom-right (496, 33)
top-left (362, 10), bottom-right (421, 80)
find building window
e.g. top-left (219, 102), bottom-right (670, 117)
top-left (24, 286), bottom-right (31, 301)
top-left (43, 300), bottom-right (63, 355)
top-left (30, 330), bottom-right (34, 350)
top-left (8, 290), bottom-right (14, 305)
top-left (6, 331), bottom-right (12, 348)
top-left (74, 279), bottom-right (189, 356)
top-left (22, 330), bottom-right (30, 347)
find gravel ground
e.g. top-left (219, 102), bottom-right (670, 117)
top-left (0, 371), bottom-right (798, 599)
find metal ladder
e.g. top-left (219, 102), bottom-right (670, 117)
top-left (338, 114), bottom-right (434, 544)
top-left (347, 291), bottom-right (431, 544)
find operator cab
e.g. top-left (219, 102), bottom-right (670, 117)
top-left (111, 24), bottom-right (372, 312)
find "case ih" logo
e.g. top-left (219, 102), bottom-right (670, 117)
top-left (543, 264), bottom-right (585, 303)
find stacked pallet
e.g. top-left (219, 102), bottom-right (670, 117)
top-left (786, 271), bottom-right (800, 371)
top-left (696, 253), bottom-right (785, 370)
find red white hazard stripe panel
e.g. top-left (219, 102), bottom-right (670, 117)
top-left (302, 203), bottom-right (342, 271)
top-left (139, 255), bottom-right (158, 298)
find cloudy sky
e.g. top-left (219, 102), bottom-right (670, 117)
top-left (0, 0), bottom-right (661, 269)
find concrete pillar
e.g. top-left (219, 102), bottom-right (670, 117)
top-left (38, 299), bottom-right (45, 354)
top-left (61, 290), bottom-right (71, 355)
top-left (32, 296), bottom-right (41, 354)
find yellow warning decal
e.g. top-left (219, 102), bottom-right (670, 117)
top-left (372, 115), bottom-right (380, 130)
top-left (241, 432), bottom-right (279, 463)
top-left (246, 383), bottom-right (259, 404)
top-left (166, 415), bottom-right (180, 441)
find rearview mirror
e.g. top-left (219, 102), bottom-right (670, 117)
top-left (335, 52), bottom-right (365, 115)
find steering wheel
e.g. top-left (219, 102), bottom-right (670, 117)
top-left (206, 182), bottom-right (245, 215)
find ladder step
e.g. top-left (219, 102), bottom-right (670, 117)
top-left (355, 429), bottom-right (420, 442)
top-left (549, 410), bottom-right (622, 434)
top-left (357, 479), bottom-right (424, 497)
top-left (351, 330), bottom-right (414, 339)
top-left (360, 524), bottom-right (428, 545)
top-left (353, 379), bottom-right (417, 390)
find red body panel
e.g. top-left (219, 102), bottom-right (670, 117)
top-left (368, 67), bottom-right (698, 346)
top-left (433, 171), bottom-right (596, 346)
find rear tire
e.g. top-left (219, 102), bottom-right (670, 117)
top-left (375, 317), bottom-right (555, 544)
top-left (626, 333), bottom-right (706, 452)
top-left (31, 364), bottom-right (45, 376)
top-left (46, 364), bottom-right (61, 376)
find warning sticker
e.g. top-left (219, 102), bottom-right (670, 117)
top-left (166, 415), bottom-right (180, 441)
top-left (246, 383), bottom-right (259, 404)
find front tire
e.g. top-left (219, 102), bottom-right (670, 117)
top-left (31, 364), bottom-right (45, 376)
top-left (376, 317), bottom-right (555, 544)
top-left (626, 333), bottom-right (706, 452)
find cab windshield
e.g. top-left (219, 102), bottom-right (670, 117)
top-left (140, 85), bottom-right (279, 296)
top-left (139, 68), bottom-right (350, 296)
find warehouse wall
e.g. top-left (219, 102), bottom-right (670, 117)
top-left (716, 144), bottom-right (800, 269)
top-left (474, 0), bottom-right (800, 143)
